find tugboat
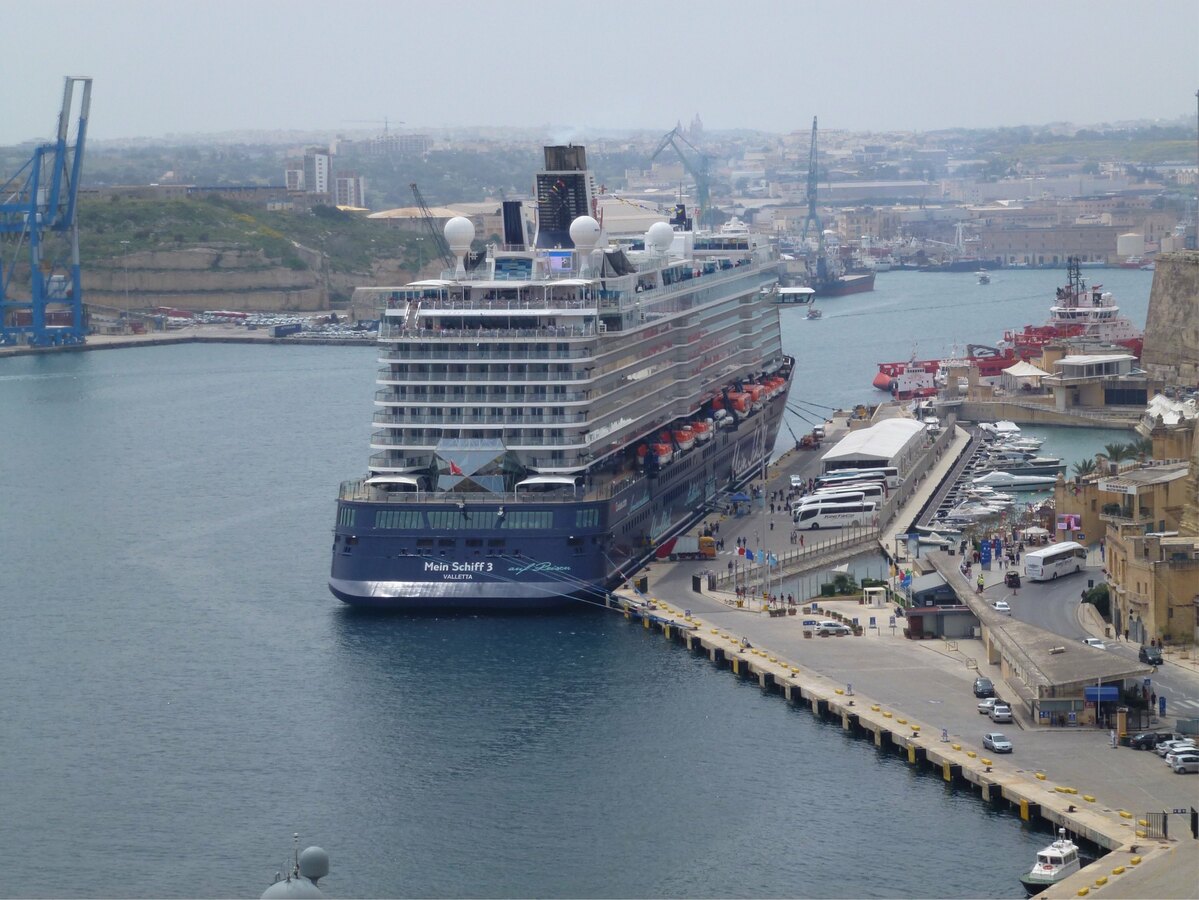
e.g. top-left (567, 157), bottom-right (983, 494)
top-left (1019, 828), bottom-right (1081, 895)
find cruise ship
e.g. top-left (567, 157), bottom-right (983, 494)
top-left (329, 145), bottom-right (794, 610)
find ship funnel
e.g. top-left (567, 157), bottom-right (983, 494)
top-left (444, 217), bottom-right (475, 279)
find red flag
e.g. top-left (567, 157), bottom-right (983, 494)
top-left (449, 460), bottom-right (462, 475)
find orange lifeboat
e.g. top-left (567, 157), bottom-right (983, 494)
top-left (692, 420), bottom-right (712, 443)
top-left (747, 385), bottom-right (765, 411)
top-left (636, 444), bottom-right (649, 465)
top-left (727, 392), bottom-right (749, 414)
top-left (653, 443), bottom-right (673, 465)
top-left (674, 427), bottom-right (695, 452)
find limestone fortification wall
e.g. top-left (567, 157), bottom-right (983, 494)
top-left (1141, 251), bottom-right (1199, 386)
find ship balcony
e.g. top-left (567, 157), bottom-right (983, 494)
top-left (374, 389), bottom-right (591, 405)
top-left (380, 323), bottom-right (598, 342)
top-left (367, 453), bottom-right (431, 470)
top-left (371, 432), bottom-right (590, 450)
top-left (372, 409), bottom-right (590, 428)
top-left (375, 368), bottom-right (593, 384)
top-left (377, 346), bottom-right (597, 363)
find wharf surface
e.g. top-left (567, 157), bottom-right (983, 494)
top-left (0, 326), bottom-right (372, 357)
top-left (632, 419), bottom-right (1198, 899)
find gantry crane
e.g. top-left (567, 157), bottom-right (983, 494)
top-left (650, 127), bottom-right (712, 226)
top-left (1, 76), bottom-right (92, 346)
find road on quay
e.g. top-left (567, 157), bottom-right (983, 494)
top-left (994, 563), bottom-right (1199, 722)
top-left (640, 571), bottom-right (1199, 838)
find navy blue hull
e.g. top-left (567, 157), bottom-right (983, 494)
top-left (330, 374), bottom-right (793, 611)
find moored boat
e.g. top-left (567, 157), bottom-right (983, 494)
top-left (329, 145), bottom-right (793, 610)
top-left (1019, 829), bottom-right (1081, 895)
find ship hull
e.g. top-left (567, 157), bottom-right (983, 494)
top-left (330, 385), bottom-right (791, 611)
top-left (811, 271), bottom-right (875, 297)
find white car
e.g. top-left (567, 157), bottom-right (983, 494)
top-left (1156, 739), bottom-right (1196, 757)
top-left (978, 697), bottom-right (1001, 715)
top-left (989, 704), bottom-right (1014, 723)
top-left (983, 732), bottom-right (1013, 753)
top-left (1165, 747), bottom-right (1198, 766)
top-left (1082, 637), bottom-right (1107, 650)
top-left (816, 621), bottom-right (851, 636)
top-left (992, 600), bottom-right (1011, 614)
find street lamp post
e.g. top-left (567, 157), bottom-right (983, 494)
top-left (119, 241), bottom-right (130, 309)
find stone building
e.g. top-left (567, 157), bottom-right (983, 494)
top-left (1141, 251), bottom-right (1199, 386)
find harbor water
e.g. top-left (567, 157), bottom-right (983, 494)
top-left (0, 268), bottom-right (1151, 898)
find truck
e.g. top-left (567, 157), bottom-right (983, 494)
top-left (656, 534), bottom-right (717, 561)
top-left (273, 323), bottom-right (303, 338)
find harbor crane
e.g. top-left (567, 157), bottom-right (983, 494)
top-left (342, 118), bottom-right (403, 134)
top-left (800, 116), bottom-right (821, 243)
top-left (1, 76), bottom-right (92, 346)
top-left (409, 183), bottom-right (454, 271)
top-left (650, 127), bottom-right (713, 226)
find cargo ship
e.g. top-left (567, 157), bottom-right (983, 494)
top-left (329, 145), bottom-right (794, 610)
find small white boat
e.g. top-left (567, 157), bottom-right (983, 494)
top-left (972, 470), bottom-right (1058, 488)
top-left (978, 421), bottom-right (1021, 438)
top-left (977, 270), bottom-right (991, 285)
top-left (1019, 828), bottom-right (1081, 895)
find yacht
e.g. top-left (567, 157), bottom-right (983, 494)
top-left (1019, 829), bottom-right (1081, 895)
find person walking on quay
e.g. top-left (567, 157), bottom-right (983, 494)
top-left (1109, 728), bottom-right (1117, 749)
top-left (976, 573), bottom-right (985, 594)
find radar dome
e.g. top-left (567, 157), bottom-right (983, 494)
top-left (647, 221), bottom-right (674, 253)
top-left (299, 847), bottom-right (330, 882)
top-left (569, 216), bottom-right (601, 252)
top-left (444, 217), bottom-right (476, 253)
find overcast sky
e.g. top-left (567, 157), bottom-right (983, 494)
top-left (4, 0), bottom-right (1197, 144)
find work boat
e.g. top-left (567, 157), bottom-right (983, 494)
top-left (329, 145), bottom-right (793, 610)
top-left (1019, 828), bottom-right (1081, 895)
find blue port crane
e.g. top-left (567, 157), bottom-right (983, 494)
top-left (650, 127), bottom-right (713, 226)
top-left (1, 76), bottom-right (93, 346)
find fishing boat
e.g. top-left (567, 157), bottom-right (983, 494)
top-left (329, 145), bottom-right (793, 610)
top-left (1019, 829), bottom-right (1081, 895)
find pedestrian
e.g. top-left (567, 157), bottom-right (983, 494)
top-left (1109, 729), bottom-right (1117, 749)
top-left (1151, 691), bottom-right (1156, 708)
top-left (799, 534), bottom-right (804, 548)
top-left (769, 521), bottom-right (774, 531)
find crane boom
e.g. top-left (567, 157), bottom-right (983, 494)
top-left (801, 116), bottom-right (821, 243)
top-left (649, 127), bottom-right (711, 225)
top-left (409, 182), bottom-right (453, 270)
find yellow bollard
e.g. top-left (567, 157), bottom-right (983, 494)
top-left (1084, 795), bottom-right (1096, 803)
top-left (870, 704), bottom-right (880, 711)
top-left (896, 718), bottom-right (907, 724)
top-left (952, 743), bottom-right (962, 751)
top-left (835, 689), bottom-right (844, 695)
top-left (1118, 810), bottom-right (1132, 819)
top-left (1135, 829), bottom-right (1147, 838)
top-left (966, 751), bottom-right (977, 758)
top-left (1137, 818), bottom-right (1148, 827)
top-left (1129, 856), bottom-right (1141, 865)
top-left (883, 711), bottom-right (892, 718)
top-left (1035, 772), bottom-right (1047, 781)
top-left (1111, 866), bottom-right (1125, 875)
top-left (1094, 876), bottom-right (1108, 886)
top-left (1077, 889), bottom-right (1089, 897)
top-left (981, 757), bottom-right (992, 766)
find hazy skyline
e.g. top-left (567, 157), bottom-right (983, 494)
top-left (4, 0), bottom-right (1198, 145)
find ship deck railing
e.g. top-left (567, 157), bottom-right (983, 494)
top-left (339, 469), bottom-right (651, 505)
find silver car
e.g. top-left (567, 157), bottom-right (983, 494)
top-left (983, 732), bottom-right (1013, 753)
top-left (1170, 753), bottom-right (1199, 774)
top-left (989, 704), bottom-right (1014, 723)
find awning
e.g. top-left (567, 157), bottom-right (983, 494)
top-left (365, 475), bottom-right (422, 487)
top-left (516, 475), bottom-right (577, 488)
top-left (1084, 686), bottom-right (1120, 701)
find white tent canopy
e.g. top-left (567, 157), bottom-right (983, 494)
top-left (820, 418), bottom-right (926, 472)
top-left (1001, 360), bottom-right (1049, 392)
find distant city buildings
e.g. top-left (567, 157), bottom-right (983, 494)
top-left (303, 147), bottom-right (331, 196)
top-left (334, 172), bottom-right (367, 209)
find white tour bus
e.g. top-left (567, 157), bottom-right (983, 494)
top-left (793, 500), bottom-right (878, 529)
top-left (1023, 541), bottom-right (1087, 581)
top-left (817, 466), bottom-right (900, 489)
top-left (793, 492), bottom-right (867, 513)
top-left (811, 481), bottom-right (886, 502)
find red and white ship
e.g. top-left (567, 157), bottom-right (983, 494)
top-left (872, 257), bottom-right (1143, 398)
top-left (1003, 257), bottom-right (1143, 359)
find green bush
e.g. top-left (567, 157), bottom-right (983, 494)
top-left (1083, 582), bottom-right (1110, 619)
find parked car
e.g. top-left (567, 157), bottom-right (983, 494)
top-left (978, 697), bottom-right (1002, 715)
top-left (1139, 645), bottom-right (1163, 665)
top-left (989, 704), bottom-right (1014, 723)
top-left (973, 677), bottom-right (995, 698)
top-left (816, 621), bottom-right (851, 636)
top-left (1130, 731), bottom-right (1178, 751)
top-left (983, 732), bottom-right (1013, 753)
top-left (992, 600), bottom-right (1011, 614)
top-left (1165, 747), bottom-right (1198, 767)
top-left (1171, 753), bottom-right (1199, 774)
top-left (1082, 637), bottom-right (1107, 650)
top-left (1156, 739), bottom-right (1196, 758)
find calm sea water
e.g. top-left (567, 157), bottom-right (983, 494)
top-left (0, 268), bottom-right (1148, 898)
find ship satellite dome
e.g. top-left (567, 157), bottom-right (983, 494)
top-left (647, 221), bottom-right (674, 253)
top-left (443, 216), bottom-right (475, 254)
top-left (299, 847), bottom-right (330, 882)
top-left (261, 877), bottom-right (325, 899)
top-left (569, 216), bottom-right (601, 252)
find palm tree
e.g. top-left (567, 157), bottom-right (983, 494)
top-left (1103, 442), bottom-right (1133, 463)
top-left (1072, 458), bottom-right (1097, 479)
top-left (1130, 436), bottom-right (1154, 460)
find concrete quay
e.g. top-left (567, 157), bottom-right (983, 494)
top-left (611, 593), bottom-right (1198, 898)
top-left (627, 414), bottom-right (1197, 898)
top-left (0, 325), bottom-right (371, 358)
